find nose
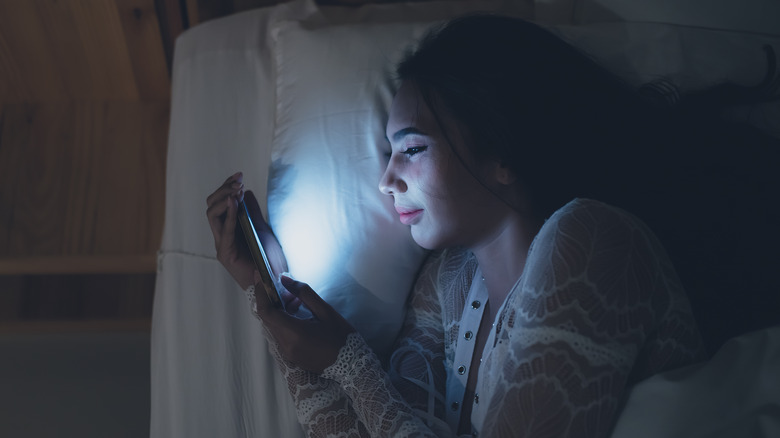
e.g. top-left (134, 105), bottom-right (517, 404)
top-left (378, 158), bottom-right (407, 196)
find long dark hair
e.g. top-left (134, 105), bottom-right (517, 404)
top-left (397, 14), bottom-right (780, 353)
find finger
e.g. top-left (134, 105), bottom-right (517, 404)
top-left (206, 196), bottom-right (229, 225)
top-left (206, 184), bottom-right (241, 208)
top-left (280, 289), bottom-right (302, 314)
top-left (253, 276), bottom-right (298, 329)
top-left (206, 202), bottom-right (226, 243)
top-left (224, 171), bottom-right (243, 185)
top-left (280, 276), bottom-right (332, 320)
top-left (206, 185), bottom-right (242, 240)
top-left (220, 192), bottom-right (240, 252)
top-left (206, 191), bottom-right (237, 245)
top-left (206, 177), bottom-right (244, 207)
top-left (206, 171), bottom-right (243, 207)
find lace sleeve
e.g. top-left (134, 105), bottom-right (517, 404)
top-left (245, 286), bottom-right (370, 437)
top-left (320, 252), bottom-right (455, 437)
top-left (322, 333), bottom-right (441, 437)
top-left (247, 254), bottom-right (453, 437)
top-left (476, 199), bottom-right (703, 437)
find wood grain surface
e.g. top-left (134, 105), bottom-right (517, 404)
top-left (0, 0), bottom-right (169, 102)
top-left (0, 1), bottom-right (168, 327)
top-left (0, 101), bottom-right (168, 264)
top-left (0, 273), bottom-right (155, 319)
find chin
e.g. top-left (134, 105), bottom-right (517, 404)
top-left (410, 227), bottom-right (453, 251)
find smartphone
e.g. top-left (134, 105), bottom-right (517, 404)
top-left (237, 201), bottom-right (283, 308)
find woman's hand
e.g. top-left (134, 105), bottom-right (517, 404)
top-left (206, 172), bottom-right (288, 289)
top-left (255, 275), bottom-right (356, 374)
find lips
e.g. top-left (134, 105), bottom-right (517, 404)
top-left (395, 206), bottom-right (423, 225)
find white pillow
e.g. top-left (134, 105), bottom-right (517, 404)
top-left (267, 21), bottom-right (440, 360)
top-left (611, 326), bottom-right (780, 438)
top-left (267, 2), bottom-right (534, 359)
top-left (161, 8), bottom-right (280, 258)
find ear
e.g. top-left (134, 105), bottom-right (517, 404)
top-left (494, 162), bottom-right (517, 186)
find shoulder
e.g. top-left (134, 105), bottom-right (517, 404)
top-left (547, 197), bottom-right (644, 229)
top-left (526, 198), bottom-right (667, 295)
top-left (537, 198), bottom-right (658, 252)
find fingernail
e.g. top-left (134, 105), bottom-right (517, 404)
top-left (280, 275), bottom-right (295, 287)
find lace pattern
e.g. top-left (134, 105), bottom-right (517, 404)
top-left (323, 332), bottom-right (438, 437)
top-left (253, 198), bottom-right (704, 437)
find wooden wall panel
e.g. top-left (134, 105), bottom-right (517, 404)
top-left (0, 2), bottom-right (64, 102)
top-left (90, 102), bottom-right (168, 256)
top-left (0, 273), bottom-right (155, 325)
top-left (156, 0), bottom-right (187, 71)
top-left (0, 275), bottom-right (23, 320)
top-left (116, 0), bottom-right (171, 99)
top-left (0, 0), bottom-right (169, 102)
top-left (0, 104), bottom-right (24, 249)
top-left (0, 104), bottom-right (74, 257)
top-left (68, 0), bottom-right (141, 99)
top-left (0, 101), bottom-right (168, 271)
top-left (0, 0), bottom-right (169, 326)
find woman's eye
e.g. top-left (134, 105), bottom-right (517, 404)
top-left (402, 146), bottom-right (428, 157)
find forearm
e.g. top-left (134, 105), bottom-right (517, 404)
top-left (323, 333), bottom-right (440, 438)
top-left (266, 334), bottom-right (370, 437)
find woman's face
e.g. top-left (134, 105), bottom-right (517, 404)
top-left (380, 82), bottom-right (509, 250)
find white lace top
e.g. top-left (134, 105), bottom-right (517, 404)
top-left (259, 198), bottom-right (705, 437)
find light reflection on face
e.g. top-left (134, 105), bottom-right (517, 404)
top-left (379, 81), bottom-right (507, 250)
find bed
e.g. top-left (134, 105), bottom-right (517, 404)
top-left (150, 0), bottom-right (780, 436)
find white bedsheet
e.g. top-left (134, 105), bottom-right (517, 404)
top-left (150, 6), bottom-right (307, 437)
top-left (611, 326), bottom-right (780, 438)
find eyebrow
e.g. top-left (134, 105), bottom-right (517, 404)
top-left (387, 127), bottom-right (428, 143)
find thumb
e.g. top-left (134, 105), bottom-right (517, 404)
top-left (280, 276), bottom-right (332, 320)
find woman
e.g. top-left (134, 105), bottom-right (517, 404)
top-left (207, 15), bottom-right (779, 437)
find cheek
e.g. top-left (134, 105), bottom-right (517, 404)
top-left (406, 159), bottom-right (445, 199)
top-left (426, 154), bottom-right (465, 197)
top-left (436, 163), bottom-right (493, 227)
